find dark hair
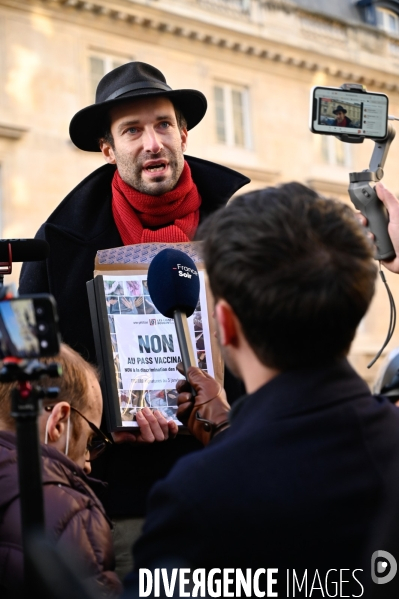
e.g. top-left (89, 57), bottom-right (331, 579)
top-left (199, 182), bottom-right (377, 370)
top-left (98, 100), bottom-right (187, 149)
top-left (99, 114), bottom-right (114, 149)
top-left (0, 344), bottom-right (99, 435)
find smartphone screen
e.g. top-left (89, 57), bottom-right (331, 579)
top-left (310, 86), bottom-right (388, 139)
top-left (0, 295), bottom-right (60, 359)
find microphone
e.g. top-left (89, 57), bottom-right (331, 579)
top-left (0, 239), bottom-right (50, 263)
top-left (147, 248), bottom-right (200, 386)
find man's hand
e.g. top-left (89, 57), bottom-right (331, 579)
top-left (357, 182), bottom-right (399, 273)
top-left (121, 297), bottom-right (134, 310)
top-left (112, 407), bottom-right (178, 444)
top-left (106, 298), bottom-right (118, 307)
top-left (176, 365), bottom-right (231, 445)
top-left (375, 183), bottom-right (399, 273)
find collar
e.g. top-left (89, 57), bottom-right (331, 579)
top-left (0, 430), bottom-right (107, 494)
top-left (229, 359), bottom-right (371, 425)
top-left (44, 156), bottom-right (250, 243)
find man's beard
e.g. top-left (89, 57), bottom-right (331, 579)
top-left (114, 148), bottom-right (185, 196)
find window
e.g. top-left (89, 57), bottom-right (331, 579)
top-left (321, 136), bottom-right (351, 168)
top-left (89, 55), bottom-right (129, 100)
top-left (213, 84), bottom-right (252, 149)
top-left (376, 7), bottom-right (399, 35)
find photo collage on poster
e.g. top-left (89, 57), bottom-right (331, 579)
top-left (104, 274), bottom-right (212, 427)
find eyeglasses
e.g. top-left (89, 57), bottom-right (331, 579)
top-left (44, 405), bottom-right (113, 461)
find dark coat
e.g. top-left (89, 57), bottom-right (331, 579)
top-left (0, 431), bottom-right (122, 598)
top-left (18, 156), bottom-right (250, 517)
top-left (125, 360), bottom-right (399, 596)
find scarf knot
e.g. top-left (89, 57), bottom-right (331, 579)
top-left (112, 161), bottom-right (202, 245)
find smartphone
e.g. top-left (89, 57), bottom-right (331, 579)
top-left (0, 294), bottom-right (61, 359)
top-left (309, 86), bottom-right (389, 140)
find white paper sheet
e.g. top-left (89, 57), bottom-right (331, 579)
top-left (103, 272), bottom-right (213, 427)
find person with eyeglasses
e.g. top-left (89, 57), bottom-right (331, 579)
top-left (0, 343), bottom-right (121, 598)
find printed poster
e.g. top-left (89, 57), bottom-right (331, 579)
top-left (103, 273), bottom-right (213, 427)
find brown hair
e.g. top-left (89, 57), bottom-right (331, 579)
top-left (200, 182), bottom-right (378, 370)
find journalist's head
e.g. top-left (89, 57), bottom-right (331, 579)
top-left (200, 182), bottom-right (378, 374)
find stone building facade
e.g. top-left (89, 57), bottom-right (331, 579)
top-left (1, 0), bottom-right (399, 383)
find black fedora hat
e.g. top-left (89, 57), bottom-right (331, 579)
top-left (332, 105), bottom-right (347, 115)
top-left (69, 62), bottom-right (207, 152)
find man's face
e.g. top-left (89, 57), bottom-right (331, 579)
top-left (100, 96), bottom-right (188, 196)
top-left (68, 370), bottom-right (103, 474)
top-left (336, 111), bottom-right (345, 123)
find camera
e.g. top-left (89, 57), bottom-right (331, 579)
top-left (0, 294), bottom-right (61, 359)
top-left (309, 85), bottom-right (389, 140)
top-left (308, 82), bottom-right (395, 263)
top-left (308, 83), bottom-right (398, 367)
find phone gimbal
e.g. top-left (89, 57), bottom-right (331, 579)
top-left (336, 83), bottom-right (396, 262)
top-left (334, 83), bottom-right (398, 366)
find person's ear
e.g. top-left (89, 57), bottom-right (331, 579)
top-left (43, 402), bottom-right (71, 444)
top-left (180, 127), bottom-right (188, 152)
top-left (215, 300), bottom-right (240, 348)
top-left (99, 139), bottom-right (116, 165)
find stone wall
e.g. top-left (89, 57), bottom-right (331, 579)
top-left (2, 0), bottom-right (399, 384)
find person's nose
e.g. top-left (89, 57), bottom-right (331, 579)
top-left (143, 127), bottom-right (163, 154)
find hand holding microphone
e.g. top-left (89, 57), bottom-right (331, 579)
top-left (176, 365), bottom-right (230, 445)
top-left (147, 248), bottom-right (230, 443)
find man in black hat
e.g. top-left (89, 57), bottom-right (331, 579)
top-left (332, 104), bottom-right (352, 127)
top-left (18, 61), bottom-right (249, 580)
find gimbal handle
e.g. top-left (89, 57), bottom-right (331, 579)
top-left (347, 127), bottom-right (396, 261)
top-left (335, 83), bottom-right (396, 261)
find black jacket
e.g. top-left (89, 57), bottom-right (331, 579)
top-left (125, 360), bottom-right (399, 596)
top-left (333, 115), bottom-right (353, 127)
top-left (19, 156), bottom-right (250, 516)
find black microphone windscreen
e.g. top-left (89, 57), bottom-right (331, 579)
top-left (147, 249), bottom-right (200, 318)
top-left (0, 239), bottom-right (50, 263)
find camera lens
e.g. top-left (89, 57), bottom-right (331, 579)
top-left (36, 307), bottom-right (44, 316)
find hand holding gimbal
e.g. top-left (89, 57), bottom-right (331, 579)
top-left (328, 83), bottom-right (398, 367)
top-left (346, 126), bottom-right (396, 261)
top-left (333, 83), bottom-right (396, 261)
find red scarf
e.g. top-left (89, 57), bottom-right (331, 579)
top-left (112, 161), bottom-right (202, 245)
